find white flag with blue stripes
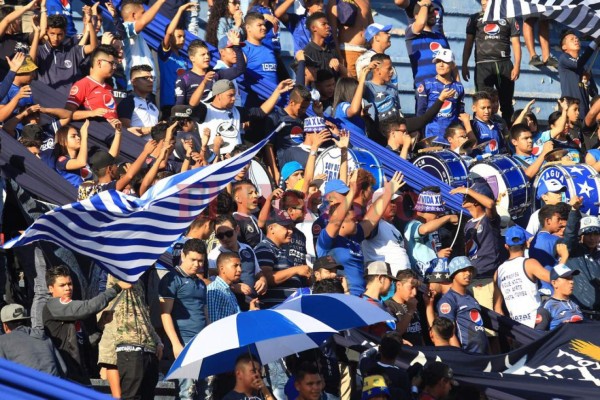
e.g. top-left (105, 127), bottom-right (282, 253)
top-left (485, 0), bottom-right (600, 38)
top-left (4, 128), bottom-right (278, 282)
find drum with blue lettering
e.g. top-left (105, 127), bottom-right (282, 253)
top-left (314, 146), bottom-right (384, 190)
top-left (412, 150), bottom-right (469, 188)
top-left (533, 164), bottom-right (600, 215)
top-left (469, 155), bottom-right (531, 218)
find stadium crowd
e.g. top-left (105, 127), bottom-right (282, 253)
top-left (0, 0), bottom-right (600, 399)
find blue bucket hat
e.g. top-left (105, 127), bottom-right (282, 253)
top-left (448, 256), bottom-right (476, 278)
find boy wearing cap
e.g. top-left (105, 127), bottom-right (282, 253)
top-left (356, 23), bottom-right (395, 87)
top-left (450, 183), bottom-right (504, 312)
top-left (213, 32), bottom-right (247, 108)
top-left (535, 264), bottom-right (584, 330)
top-left (364, 53), bottom-right (402, 125)
top-left (0, 303), bottom-right (65, 377)
top-left (404, 186), bottom-right (458, 279)
top-left (493, 226), bottom-right (562, 328)
top-left (438, 256), bottom-right (488, 353)
top-left (418, 361), bottom-right (457, 400)
top-left (526, 179), bottom-right (567, 235)
top-left (562, 207), bottom-right (600, 312)
top-left (416, 49), bottom-right (466, 144)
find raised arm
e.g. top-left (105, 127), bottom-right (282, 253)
top-left (345, 61), bottom-right (377, 118)
top-left (116, 139), bottom-right (158, 191)
top-left (260, 79), bottom-right (295, 114)
top-left (134, 0), bottom-right (166, 34)
top-left (0, 0), bottom-right (38, 37)
top-left (163, 3), bottom-right (195, 50)
top-left (324, 170), bottom-right (358, 239)
top-left (361, 172), bottom-right (405, 237)
top-left (411, 0), bottom-right (432, 35)
top-left (65, 120), bottom-right (89, 170)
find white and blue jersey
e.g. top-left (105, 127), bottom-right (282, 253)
top-left (536, 297), bottom-right (584, 331)
top-left (472, 118), bottom-right (504, 155)
top-left (438, 288), bottom-right (489, 354)
top-left (416, 78), bottom-right (464, 143)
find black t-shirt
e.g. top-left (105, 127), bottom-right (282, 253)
top-left (385, 298), bottom-right (424, 346)
top-left (266, 107), bottom-right (305, 157)
top-left (233, 212), bottom-right (263, 248)
top-left (303, 41), bottom-right (339, 74)
top-left (466, 13), bottom-right (520, 63)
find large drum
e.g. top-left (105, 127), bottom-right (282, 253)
top-left (314, 146), bottom-right (384, 189)
top-left (469, 155), bottom-right (531, 218)
top-left (248, 160), bottom-right (275, 198)
top-left (412, 150), bottom-right (469, 188)
top-left (534, 164), bottom-right (600, 215)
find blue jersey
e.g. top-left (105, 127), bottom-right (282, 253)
top-left (334, 102), bottom-right (366, 137)
top-left (472, 118), bottom-right (504, 155)
top-left (364, 81), bottom-right (402, 122)
top-left (241, 42), bottom-right (277, 106)
top-left (46, 0), bottom-right (76, 37)
top-left (537, 297), bottom-right (584, 330)
top-left (416, 78), bottom-right (465, 143)
top-left (438, 288), bottom-right (489, 354)
top-left (405, 27), bottom-right (450, 87)
top-left (157, 46), bottom-right (190, 108)
top-left (529, 231), bottom-right (561, 295)
top-left (1, 84), bottom-right (34, 116)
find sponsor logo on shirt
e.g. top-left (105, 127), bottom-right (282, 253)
top-left (470, 309), bottom-right (485, 331)
top-left (417, 84), bottom-right (425, 94)
top-left (290, 125), bottom-right (304, 144)
top-left (438, 100), bottom-right (453, 117)
top-left (440, 302), bottom-right (451, 314)
top-left (429, 42), bottom-right (443, 54)
top-left (483, 23), bottom-right (500, 37)
top-left (103, 94), bottom-right (115, 109)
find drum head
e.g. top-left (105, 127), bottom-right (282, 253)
top-left (314, 147), bottom-right (384, 191)
top-left (248, 160), bottom-right (275, 198)
top-left (534, 164), bottom-right (600, 214)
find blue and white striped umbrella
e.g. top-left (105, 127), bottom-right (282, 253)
top-left (166, 309), bottom-right (337, 379)
top-left (275, 293), bottom-right (394, 331)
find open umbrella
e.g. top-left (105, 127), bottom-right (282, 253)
top-left (166, 309), bottom-right (337, 379)
top-left (275, 293), bottom-right (394, 331)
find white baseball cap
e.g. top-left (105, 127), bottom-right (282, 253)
top-left (433, 49), bottom-right (455, 64)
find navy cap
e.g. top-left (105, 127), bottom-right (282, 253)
top-left (505, 225), bottom-right (532, 246)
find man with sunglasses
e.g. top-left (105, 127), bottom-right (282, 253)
top-left (208, 214), bottom-right (268, 301)
top-left (117, 64), bottom-right (159, 136)
top-left (66, 44), bottom-right (120, 121)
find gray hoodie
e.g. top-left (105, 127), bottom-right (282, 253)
top-left (0, 325), bottom-right (66, 376)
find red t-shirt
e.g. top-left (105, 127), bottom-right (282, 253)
top-left (66, 76), bottom-right (117, 119)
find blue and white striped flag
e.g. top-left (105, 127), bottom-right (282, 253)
top-left (485, 0), bottom-right (600, 38)
top-left (4, 127), bottom-right (279, 283)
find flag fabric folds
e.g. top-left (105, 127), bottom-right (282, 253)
top-left (4, 130), bottom-right (277, 283)
top-left (485, 0), bottom-right (600, 38)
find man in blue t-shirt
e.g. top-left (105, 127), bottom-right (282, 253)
top-left (535, 264), bottom-right (583, 331)
top-left (404, 0), bottom-right (450, 88)
top-left (317, 170), bottom-right (404, 295)
top-left (159, 239), bottom-right (208, 400)
top-left (438, 256), bottom-right (488, 354)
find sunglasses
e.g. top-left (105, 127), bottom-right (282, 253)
top-left (216, 230), bottom-right (235, 240)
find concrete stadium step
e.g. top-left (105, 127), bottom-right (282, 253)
top-left (91, 379), bottom-right (177, 399)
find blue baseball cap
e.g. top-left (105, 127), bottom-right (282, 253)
top-left (323, 179), bottom-right (350, 196)
top-left (448, 256), bottom-right (476, 277)
top-left (281, 161), bottom-right (304, 181)
top-left (536, 179), bottom-right (566, 200)
top-left (364, 23), bottom-right (393, 42)
top-left (504, 225), bottom-right (532, 246)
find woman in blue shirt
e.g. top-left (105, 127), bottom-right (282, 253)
top-left (50, 120), bottom-right (91, 188)
top-left (332, 62), bottom-right (375, 137)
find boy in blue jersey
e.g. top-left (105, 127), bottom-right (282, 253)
top-left (533, 99), bottom-right (583, 163)
top-left (241, 12), bottom-right (278, 108)
top-left (364, 53), bottom-right (402, 124)
top-left (470, 91), bottom-right (504, 155)
top-left (535, 264), bottom-right (584, 330)
top-left (416, 49), bottom-right (464, 144)
top-left (404, 0), bottom-right (450, 88)
top-left (158, 3), bottom-right (194, 117)
top-left (510, 123), bottom-right (553, 179)
top-left (438, 256), bottom-right (489, 354)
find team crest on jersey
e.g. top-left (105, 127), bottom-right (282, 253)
top-left (246, 225), bottom-right (255, 233)
top-left (240, 249), bottom-right (252, 260)
top-left (498, 19), bottom-right (506, 26)
top-left (440, 302), bottom-right (451, 314)
top-left (417, 84), bottom-right (425, 94)
top-left (69, 85), bottom-right (79, 96)
top-left (312, 223), bottom-right (322, 236)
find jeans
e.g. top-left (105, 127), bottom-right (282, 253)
top-left (178, 338), bottom-right (206, 400)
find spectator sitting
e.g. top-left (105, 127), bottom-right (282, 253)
top-left (429, 317), bottom-right (455, 347)
top-left (65, 44), bottom-right (120, 121)
top-left (223, 354), bottom-right (275, 400)
top-left (0, 303), bottom-right (65, 377)
top-left (438, 256), bottom-right (489, 354)
top-left (312, 255), bottom-right (346, 290)
top-left (418, 361), bottom-right (457, 400)
top-left (119, 0), bottom-right (166, 86)
top-left (36, 14), bottom-right (96, 93)
top-left (535, 264), bottom-right (584, 330)
top-left (0, 56), bottom-right (37, 123)
top-left (157, 3), bottom-right (193, 117)
top-left (117, 64), bottom-right (159, 135)
top-left (4, 103), bottom-right (71, 151)
top-left (315, 69), bottom-right (336, 114)
top-left (332, 64), bottom-right (375, 137)
top-left (526, 179), bottom-right (567, 236)
top-left (469, 91), bottom-right (504, 155)
top-left (510, 123), bottom-right (553, 179)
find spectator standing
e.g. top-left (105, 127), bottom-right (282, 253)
top-left (362, 261), bottom-right (398, 337)
top-left (438, 256), bottom-right (489, 354)
top-left (276, 0), bottom-right (325, 55)
top-left (117, 65), bottom-right (159, 133)
top-left (416, 49), bottom-right (465, 144)
top-left (326, 0), bottom-right (373, 77)
top-left (535, 265), bottom-right (584, 330)
top-left (405, 0), bottom-right (450, 88)
top-left (493, 226), bottom-right (556, 328)
top-left (558, 31), bottom-right (600, 117)
top-left (526, 179), bottom-right (566, 236)
top-left (0, 56), bottom-right (37, 122)
top-left (213, 32), bottom-right (248, 108)
top-left (469, 91), bottom-right (505, 155)
top-left (36, 14), bottom-right (96, 93)
top-left (158, 3), bottom-right (193, 117)
top-left (65, 44), bottom-right (119, 121)
top-left (364, 53), bottom-right (402, 124)
top-left (233, 180), bottom-right (263, 248)
top-left (303, 12), bottom-right (345, 76)
top-left (0, 2), bottom-right (39, 80)
top-left (46, 0), bottom-right (76, 37)
top-left (463, 0), bottom-right (521, 124)
top-left (523, 17), bottom-right (555, 67)
top-left (510, 124), bottom-right (553, 180)
top-left (43, 265), bottom-right (129, 384)
top-left (175, 40), bottom-right (214, 106)
top-left (159, 239), bottom-right (209, 400)
top-left (396, 0), bottom-right (444, 34)
top-left (0, 303), bottom-right (65, 377)
top-left (385, 270), bottom-right (423, 345)
top-left (49, 121), bottom-right (91, 188)
top-left (205, 0), bottom-right (244, 47)
top-left (355, 23), bottom-right (395, 87)
top-left (418, 362), bottom-right (457, 400)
